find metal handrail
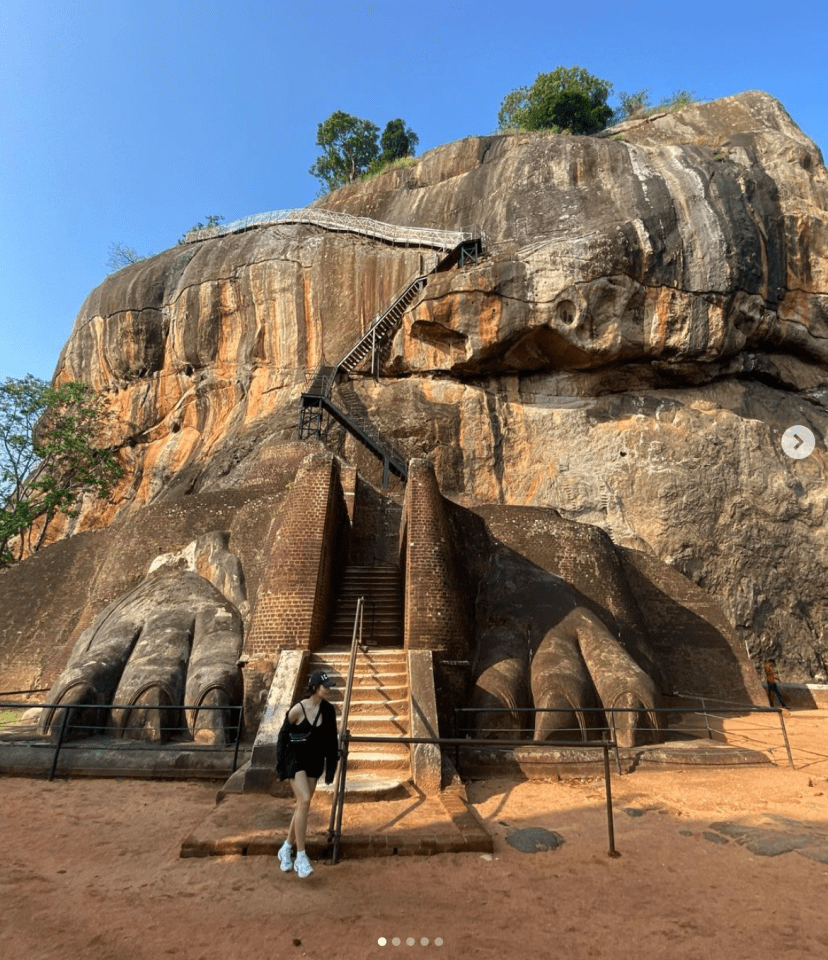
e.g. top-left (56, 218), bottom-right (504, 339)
top-left (0, 689), bottom-right (49, 697)
top-left (329, 731), bottom-right (620, 864)
top-left (336, 270), bottom-right (429, 374)
top-left (185, 207), bottom-right (480, 251)
top-left (453, 703), bottom-right (795, 769)
top-left (326, 597), bottom-right (364, 845)
top-left (0, 699), bottom-right (244, 781)
top-left (670, 690), bottom-right (766, 707)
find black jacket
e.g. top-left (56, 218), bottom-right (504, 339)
top-left (275, 698), bottom-right (339, 784)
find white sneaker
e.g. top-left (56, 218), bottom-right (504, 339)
top-left (294, 851), bottom-right (314, 878)
top-left (278, 841), bottom-right (293, 873)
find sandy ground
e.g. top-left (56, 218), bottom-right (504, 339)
top-left (1, 712), bottom-right (828, 960)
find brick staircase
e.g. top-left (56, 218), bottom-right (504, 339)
top-left (327, 566), bottom-right (404, 648)
top-left (303, 649), bottom-right (411, 780)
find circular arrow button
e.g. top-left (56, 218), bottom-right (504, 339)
top-left (781, 425), bottom-right (816, 460)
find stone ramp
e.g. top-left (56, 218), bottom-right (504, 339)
top-left (180, 785), bottom-right (492, 859)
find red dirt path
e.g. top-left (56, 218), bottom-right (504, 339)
top-left (1, 712), bottom-right (827, 960)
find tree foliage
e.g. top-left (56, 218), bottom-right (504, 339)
top-left (0, 376), bottom-right (123, 567)
top-left (498, 66), bottom-right (614, 134)
top-left (613, 89), bottom-right (697, 123)
top-left (309, 111), bottom-right (381, 192)
top-left (309, 112), bottom-right (420, 192)
top-left (378, 119), bottom-right (419, 164)
top-left (106, 242), bottom-right (145, 274)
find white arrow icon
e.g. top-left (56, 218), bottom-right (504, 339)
top-left (781, 425), bottom-right (816, 460)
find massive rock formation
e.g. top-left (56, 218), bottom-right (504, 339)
top-left (3, 90), bottom-right (828, 705)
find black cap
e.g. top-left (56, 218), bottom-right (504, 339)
top-left (308, 669), bottom-right (336, 689)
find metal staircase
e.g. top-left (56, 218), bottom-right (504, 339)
top-left (298, 375), bottom-right (409, 486)
top-left (297, 231), bottom-right (483, 485)
top-left (337, 274), bottom-right (428, 379)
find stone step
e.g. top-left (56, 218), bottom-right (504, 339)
top-left (309, 653), bottom-right (406, 665)
top-left (339, 572), bottom-right (400, 579)
top-left (353, 675), bottom-right (408, 688)
top-left (328, 685), bottom-right (408, 702)
top-left (345, 699), bottom-right (407, 716)
top-left (312, 667), bottom-right (405, 678)
top-left (327, 633), bottom-right (403, 644)
top-left (333, 605), bottom-right (402, 614)
top-left (313, 776), bottom-right (411, 803)
top-left (308, 663), bottom-right (406, 679)
top-left (336, 594), bottom-right (401, 602)
top-left (345, 715), bottom-right (408, 735)
top-left (336, 586), bottom-right (401, 595)
top-left (345, 751), bottom-right (411, 773)
top-left (311, 644), bottom-right (400, 660)
top-left (329, 619), bottom-right (403, 631)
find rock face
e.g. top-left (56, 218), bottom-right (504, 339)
top-left (7, 91), bottom-right (828, 684)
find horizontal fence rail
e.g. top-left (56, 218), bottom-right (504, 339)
top-left (329, 731), bottom-right (620, 865)
top-left (0, 689), bottom-right (50, 698)
top-left (0, 700), bottom-right (244, 781)
top-left (453, 704), bottom-right (794, 769)
top-left (184, 207), bottom-right (483, 252)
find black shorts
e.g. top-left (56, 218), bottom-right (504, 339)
top-left (291, 744), bottom-right (324, 780)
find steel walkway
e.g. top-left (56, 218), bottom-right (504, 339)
top-left (184, 206), bottom-right (478, 254)
top-left (296, 218), bottom-right (483, 485)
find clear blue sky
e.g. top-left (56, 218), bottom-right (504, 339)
top-left (2, 0), bottom-right (826, 383)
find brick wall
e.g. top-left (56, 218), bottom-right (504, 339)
top-left (401, 459), bottom-right (470, 731)
top-left (245, 452), bottom-right (349, 659)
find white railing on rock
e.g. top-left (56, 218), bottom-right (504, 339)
top-left (184, 207), bottom-right (480, 253)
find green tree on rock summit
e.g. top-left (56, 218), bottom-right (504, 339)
top-left (378, 119), bottom-right (419, 165)
top-left (310, 112), bottom-right (419, 192)
top-left (310, 111), bottom-right (381, 192)
top-left (498, 66), bottom-right (614, 134)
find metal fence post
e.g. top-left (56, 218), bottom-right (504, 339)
top-left (48, 706), bottom-right (69, 782)
top-left (602, 739), bottom-right (620, 858)
top-left (701, 698), bottom-right (713, 740)
top-left (332, 733), bottom-right (350, 866)
top-left (231, 705), bottom-right (243, 773)
top-left (453, 708), bottom-right (460, 774)
top-left (776, 709), bottom-right (795, 768)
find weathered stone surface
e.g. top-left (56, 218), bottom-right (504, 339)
top-left (40, 536), bottom-right (245, 744)
top-left (505, 827), bottom-right (564, 853)
top-left (706, 818), bottom-right (827, 858)
top-left (4, 90), bottom-right (828, 690)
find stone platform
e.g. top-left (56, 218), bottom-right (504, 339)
top-left (180, 784), bottom-right (492, 860)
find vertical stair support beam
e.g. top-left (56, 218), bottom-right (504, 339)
top-left (371, 326), bottom-right (379, 381)
top-left (327, 597), bottom-right (364, 849)
top-left (401, 459), bottom-right (471, 735)
top-left (459, 238), bottom-right (481, 267)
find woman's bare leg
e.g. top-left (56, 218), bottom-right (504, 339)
top-left (287, 772), bottom-right (318, 851)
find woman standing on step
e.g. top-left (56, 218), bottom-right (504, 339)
top-left (276, 669), bottom-right (339, 878)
